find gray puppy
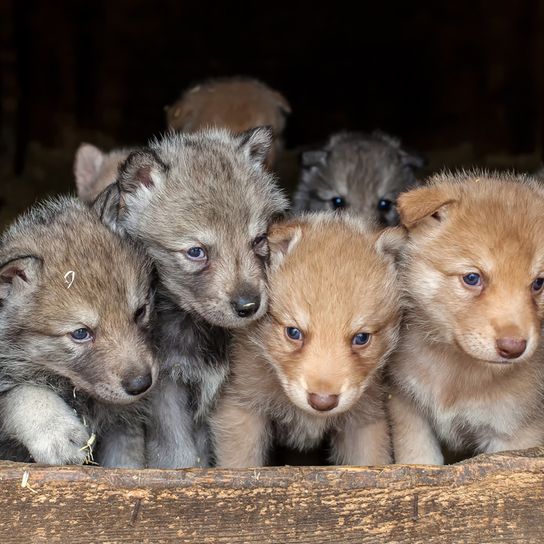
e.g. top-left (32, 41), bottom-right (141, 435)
top-left (293, 131), bottom-right (424, 225)
top-left (0, 197), bottom-right (157, 466)
top-left (93, 127), bottom-right (288, 467)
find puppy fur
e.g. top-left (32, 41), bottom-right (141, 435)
top-left (74, 143), bottom-right (132, 204)
top-left (165, 77), bottom-right (291, 169)
top-left (0, 197), bottom-right (157, 467)
top-left (211, 213), bottom-right (403, 467)
top-left (93, 127), bottom-right (288, 467)
top-left (389, 171), bottom-right (544, 464)
top-left (293, 131), bottom-right (424, 226)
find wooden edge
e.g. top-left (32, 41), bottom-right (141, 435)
top-left (0, 448), bottom-right (543, 543)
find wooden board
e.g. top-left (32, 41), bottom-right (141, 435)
top-left (0, 448), bottom-right (543, 543)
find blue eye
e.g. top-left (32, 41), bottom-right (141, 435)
top-left (186, 247), bottom-right (207, 261)
top-left (353, 332), bottom-right (371, 346)
top-left (285, 327), bottom-right (303, 341)
top-left (331, 196), bottom-right (346, 210)
top-left (70, 328), bottom-right (93, 343)
top-left (532, 278), bottom-right (544, 293)
top-left (378, 199), bottom-right (393, 212)
top-left (463, 273), bottom-right (481, 287)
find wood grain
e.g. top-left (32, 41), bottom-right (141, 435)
top-left (0, 449), bottom-right (543, 543)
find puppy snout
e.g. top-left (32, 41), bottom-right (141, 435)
top-left (231, 293), bottom-right (261, 318)
top-left (122, 373), bottom-right (153, 396)
top-left (307, 392), bottom-right (339, 412)
top-left (496, 337), bottom-right (527, 360)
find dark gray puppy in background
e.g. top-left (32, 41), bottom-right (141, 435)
top-left (0, 197), bottom-right (156, 467)
top-left (93, 127), bottom-right (288, 468)
top-left (293, 131), bottom-right (425, 225)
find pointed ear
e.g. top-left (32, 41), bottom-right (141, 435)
top-left (91, 183), bottom-right (123, 232)
top-left (238, 126), bottom-right (274, 166)
top-left (301, 149), bottom-right (328, 169)
top-left (0, 256), bottom-right (42, 302)
top-left (267, 220), bottom-right (302, 272)
top-left (118, 149), bottom-right (167, 195)
top-left (375, 226), bottom-right (407, 263)
top-left (74, 143), bottom-right (104, 198)
top-left (397, 185), bottom-right (457, 229)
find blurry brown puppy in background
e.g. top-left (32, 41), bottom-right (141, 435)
top-left (211, 213), bottom-right (402, 467)
top-left (165, 77), bottom-right (291, 169)
top-left (74, 143), bottom-right (132, 204)
top-left (389, 171), bottom-right (544, 464)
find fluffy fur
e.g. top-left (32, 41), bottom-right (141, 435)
top-left (165, 77), bottom-right (291, 169)
top-left (293, 131), bottom-right (424, 226)
top-left (389, 170), bottom-right (544, 464)
top-left (211, 213), bottom-right (403, 467)
top-left (0, 197), bottom-right (157, 466)
top-left (93, 127), bottom-right (289, 467)
top-left (74, 143), bottom-right (132, 204)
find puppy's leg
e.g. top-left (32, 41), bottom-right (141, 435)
top-left (98, 422), bottom-right (146, 468)
top-left (211, 395), bottom-right (270, 468)
top-left (0, 385), bottom-right (90, 465)
top-left (389, 391), bottom-right (444, 464)
top-left (483, 422), bottom-right (544, 455)
top-left (145, 377), bottom-right (200, 468)
top-left (332, 417), bottom-right (392, 466)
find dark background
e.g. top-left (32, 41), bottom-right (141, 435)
top-left (1, 0), bottom-right (543, 226)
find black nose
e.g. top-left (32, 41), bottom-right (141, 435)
top-left (122, 373), bottom-right (153, 396)
top-left (231, 294), bottom-right (261, 318)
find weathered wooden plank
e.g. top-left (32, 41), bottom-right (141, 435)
top-left (0, 449), bottom-right (543, 543)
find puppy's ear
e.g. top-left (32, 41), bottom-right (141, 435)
top-left (118, 149), bottom-right (167, 196)
top-left (397, 184), bottom-right (456, 229)
top-left (301, 149), bottom-right (328, 169)
top-left (74, 143), bottom-right (104, 198)
top-left (267, 220), bottom-right (302, 271)
top-left (375, 226), bottom-right (407, 263)
top-left (91, 183), bottom-right (123, 233)
top-left (238, 126), bottom-right (274, 167)
top-left (0, 256), bottom-right (42, 302)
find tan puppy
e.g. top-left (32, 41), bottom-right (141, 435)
top-left (165, 77), bottom-right (291, 169)
top-left (389, 171), bottom-right (544, 464)
top-left (74, 143), bottom-right (132, 203)
top-left (211, 213), bottom-right (402, 467)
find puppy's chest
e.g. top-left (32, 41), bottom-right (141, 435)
top-left (272, 408), bottom-right (335, 451)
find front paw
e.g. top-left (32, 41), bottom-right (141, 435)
top-left (26, 413), bottom-right (91, 466)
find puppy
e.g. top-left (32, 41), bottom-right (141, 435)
top-left (74, 143), bottom-right (132, 203)
top-left (93, 127), bottom-right (288, 467)
top-left (165, 77), bottom-right (291, 169)
top-left (211, 213), bottom-right (402, 467)
top-left (0, 197), bottom-right (157, 466)
top-left (389, 171), bottom-right (544, 464)
top-left (293, 131), bottom-right (424, 226)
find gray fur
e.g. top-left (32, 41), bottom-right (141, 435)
top-left (0, 197), bottom-right (157, 466)
top-left (293, 131), bottom-right (424, 225)
top-left (93, 127), bottom-right (288, 467)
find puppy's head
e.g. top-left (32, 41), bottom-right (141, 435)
top-left (294, 132), bottom-right (424, 226)
top-left (255, 213), bottom-right (402, 416)
top-left (398, 171), bottom-right (544, 364)
top-left (110, 128), bottom-right (288, 328)
top-left (0, 198), bottom-right (158, 404)
top-left (165, 78), bottom-right (291, 169)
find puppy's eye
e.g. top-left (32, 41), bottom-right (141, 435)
top-left (377, 199), bottom-right (393, 212)
top-left (134, 305), bottom-right (147, 322)
top-left (352, 332), bottom-right (371, 346)
top-left (331, 196), bottom-right (346, 210)
top-left (70, 328), bottom-right (94, 343)
top-left (462, 273), bottom-right (481, 287)
top-left (186, 247), bottom-right (207, 261)
top-left (252, 234), bottom-right (267, 247)
top-left (532, 278), bottom-right (544, 293)
top-left (285, 326), bottom-right (303, 342)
